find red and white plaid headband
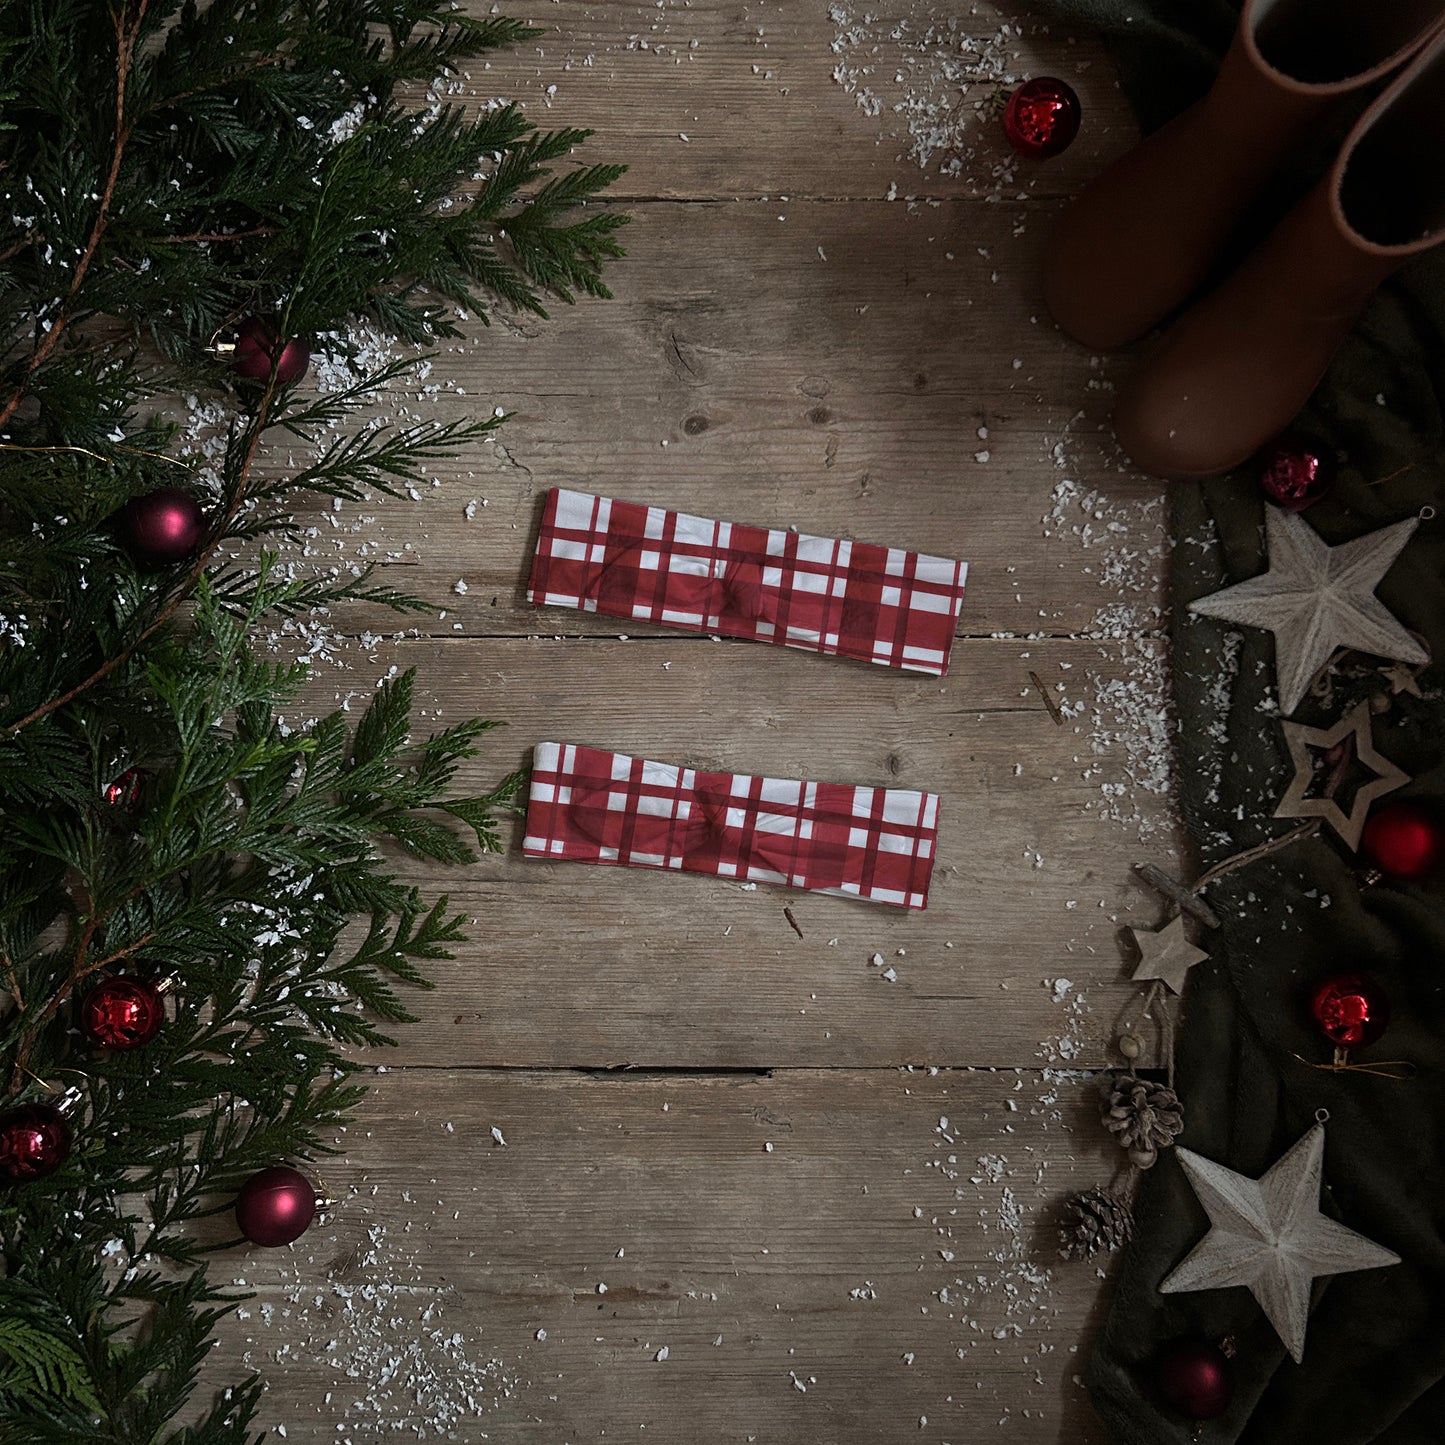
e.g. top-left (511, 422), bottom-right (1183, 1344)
top-left (523, 742), bottom-right (941, 910)
top-left (527, 487), bottom-right (969, 676)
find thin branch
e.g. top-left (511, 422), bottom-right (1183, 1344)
top-left (155, 226), bottom-right (279, 245)
top-left (3, 376), bottom-right (281, 737)
top-left (0, 0), bottom-right (149, 432)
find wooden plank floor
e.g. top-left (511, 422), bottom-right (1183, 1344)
top-left (215, 4), bottom-right (1181, 1440)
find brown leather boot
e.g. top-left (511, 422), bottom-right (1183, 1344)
top-left (1043, 0), bottom-right (1445, 351)
top-left (1112, 29), bottom-right (1445, 479)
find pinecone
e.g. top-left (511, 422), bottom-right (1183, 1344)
top-left (1102, 1071), bottom-right (1184, 1170)
top-left (1058, 1187), bottom-right (1134, 1261)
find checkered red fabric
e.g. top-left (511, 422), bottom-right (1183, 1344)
top-left (527, 487), bottom-right (969, 676)
top-left (523, 741), bottom-right (941, 909)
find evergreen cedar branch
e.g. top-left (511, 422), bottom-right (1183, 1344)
top-left (0, 1), bottom-right (626, 1437)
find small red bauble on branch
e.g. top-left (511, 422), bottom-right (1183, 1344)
top-left (1003, 77), bottom-right (1082, 159)
top-left (116, 488), bottom-right (207, 567)
top-left (1310, 973), bottom-right (1391, 1051)
top-left (0, 1103), bottom-right (73, 1184)
top-left (234, 1165), bottom-right (319, 1247)
top-left (1256, 432), bottom-right (1336, 512)
top-left (81, 975), bottom-right (168, 1050)
top-left (102, 767), bottom-right (146, 812)
top-left (231, 316), bottom-right (311, 385)
top-left (1155, 1340), bottom-right (1232, 1420)
top-left (1361, 799), bottom-right (1444, 882)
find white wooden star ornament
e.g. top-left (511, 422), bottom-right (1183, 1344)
top-left (1159, 1116), bottom-right (1399, 1362)
top-left (1189, 511), bottom-right (1428, 717)
top-left (1128, 916), bottom-right (1208, 994)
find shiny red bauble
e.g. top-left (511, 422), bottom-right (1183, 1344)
top-left (235, 1165), bottom-right (318, 1247)
top-left (116, 488), bottom-right (206, 567)
top-left (1003, 77), bottom-right (1082, 159)
top-left (80, 976), bottom-right (166, 1050)
top-left (1310, 973), bottom-right (1391, 1050)
top-left (102, 767), bottom-right (145, 812)
top-left (0, 1104), bottom-right (72, 1184)
top-left (1256, 433), bottom-right (1337, 512)
top-left (1156, 1340), bottom-right (1232, 1420)
top-left (1361, 799), bottom-right (1444, 883)
top-left (232, 316), bottom-right (310, 385)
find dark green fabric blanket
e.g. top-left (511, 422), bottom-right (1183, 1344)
top-left (1030, 4), bottom-right (1445, 1440)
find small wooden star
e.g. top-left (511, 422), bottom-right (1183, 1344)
top-left (1160, 1121), bottom-right (1399, 1362)
top-left (1379, 660), bottom-right (1424, 698)
top-left (1127, 916), bottom-right (1208, 994)
top-left (1189, 511), bottom-right (1427, 716)
top-left (1274, 700), bottom-right (1409, 849)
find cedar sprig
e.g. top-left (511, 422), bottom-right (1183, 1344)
top-left (0, 1), bottom-right (624, 1438)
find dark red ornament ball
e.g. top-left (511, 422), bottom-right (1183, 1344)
top-left (1361, 799), bottom-right (1444, 882)
top-left (81, 976), bottom-right (166, 1051)
top-left (1156, 1340), bottom-right (1232, 1420)
top-left (1256, 433), bottom-right (1336, 511)
top-left (235, 1165), bottom-right (317, 1247)
top-left (1003, 77), bottom-right (1082, 159)
top-left (1310, 973), bottom-right (1391, 1050)
top-left (0, 1104), bottom-right (72, 1184)
top-left (102, 767), bottom-right (145, 812)
top-left (117, 488), bottom-right (206, 567)
top-left (232, 316), bottom-right (311, 385)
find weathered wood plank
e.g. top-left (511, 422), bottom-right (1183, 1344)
top-left (290, 636), bottom-right (1179, 1070)
top-left (262, 197), bottom-right (1164, 644)
top-left (453, 0), bottom-right (1135, 201)
top-left (216, 1068), bottom-right (1121, 1443)
top-left (197, 8), bottom-right (1172, 1439)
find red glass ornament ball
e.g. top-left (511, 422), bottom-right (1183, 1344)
top-left (117, 488), bottom-right (206, 567)
top-left (1256, 433), bottom-right (1337, 511)
top-left (102, 767), bottom-right (145, 812)
top-left (1310, 973), bottom-right (1391, 1050)
top-left (233, 316), bottom-right (311, 385)
top-left (235, 1165), bottom-right (318, 1247)
top-left (1361, 799), bottom-right (1444, 882)
top-left (0, 1104), bottom-right (72, 1184)
top-left (1003, 77), bottom-right (1082, 159)
top-left (81, 976), bottom-right (166, 1050)
top-left (1156, 1340), bottom-right (1232, 1420)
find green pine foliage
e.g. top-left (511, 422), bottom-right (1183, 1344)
top-left (0, 2), bottom-right (625, 1439)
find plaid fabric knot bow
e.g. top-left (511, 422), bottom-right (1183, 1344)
top-left (529, 488), bottom-right (969, 675)
top-left (524, 742), bottom-right (940, 908)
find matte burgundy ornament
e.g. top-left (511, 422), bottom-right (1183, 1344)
top-left (1361, 799), bottom-right (1444, 882)
top-left (0, 1104), bottom-right (72, 1184)
top-left (1156, 1340), bottom-right (1232, 1420)
top-left (81, 975), bottom-right (166, 1050)
top-left (1256, 433), bottom-right (1336, 511)
top-left (1003, 77), bottom-right (1081, 159)
top-left (235, 1165), bottom-right (318, 1247)
top-left (117, 488), bottom-right (206, 567)
top-left (1310, 973), bottom-right (1391, 1050)
top-left (232, 316), bottom-right (310, 385)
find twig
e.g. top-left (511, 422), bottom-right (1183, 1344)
top-left (1132, 863), bottom-right (1221, 929)
top-left (0, 0), bottom-right (149, 433)
top-left (155, 225), bottom-right (279, 245)
top-left (783, 907), bottom-right (803, 940)
top-left (1028, 671), bottom-right (1064, 726)
top-left (1193, 821), bottom-right (1322, 891)
top-left (3, 374), bottom-right (281, 737)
